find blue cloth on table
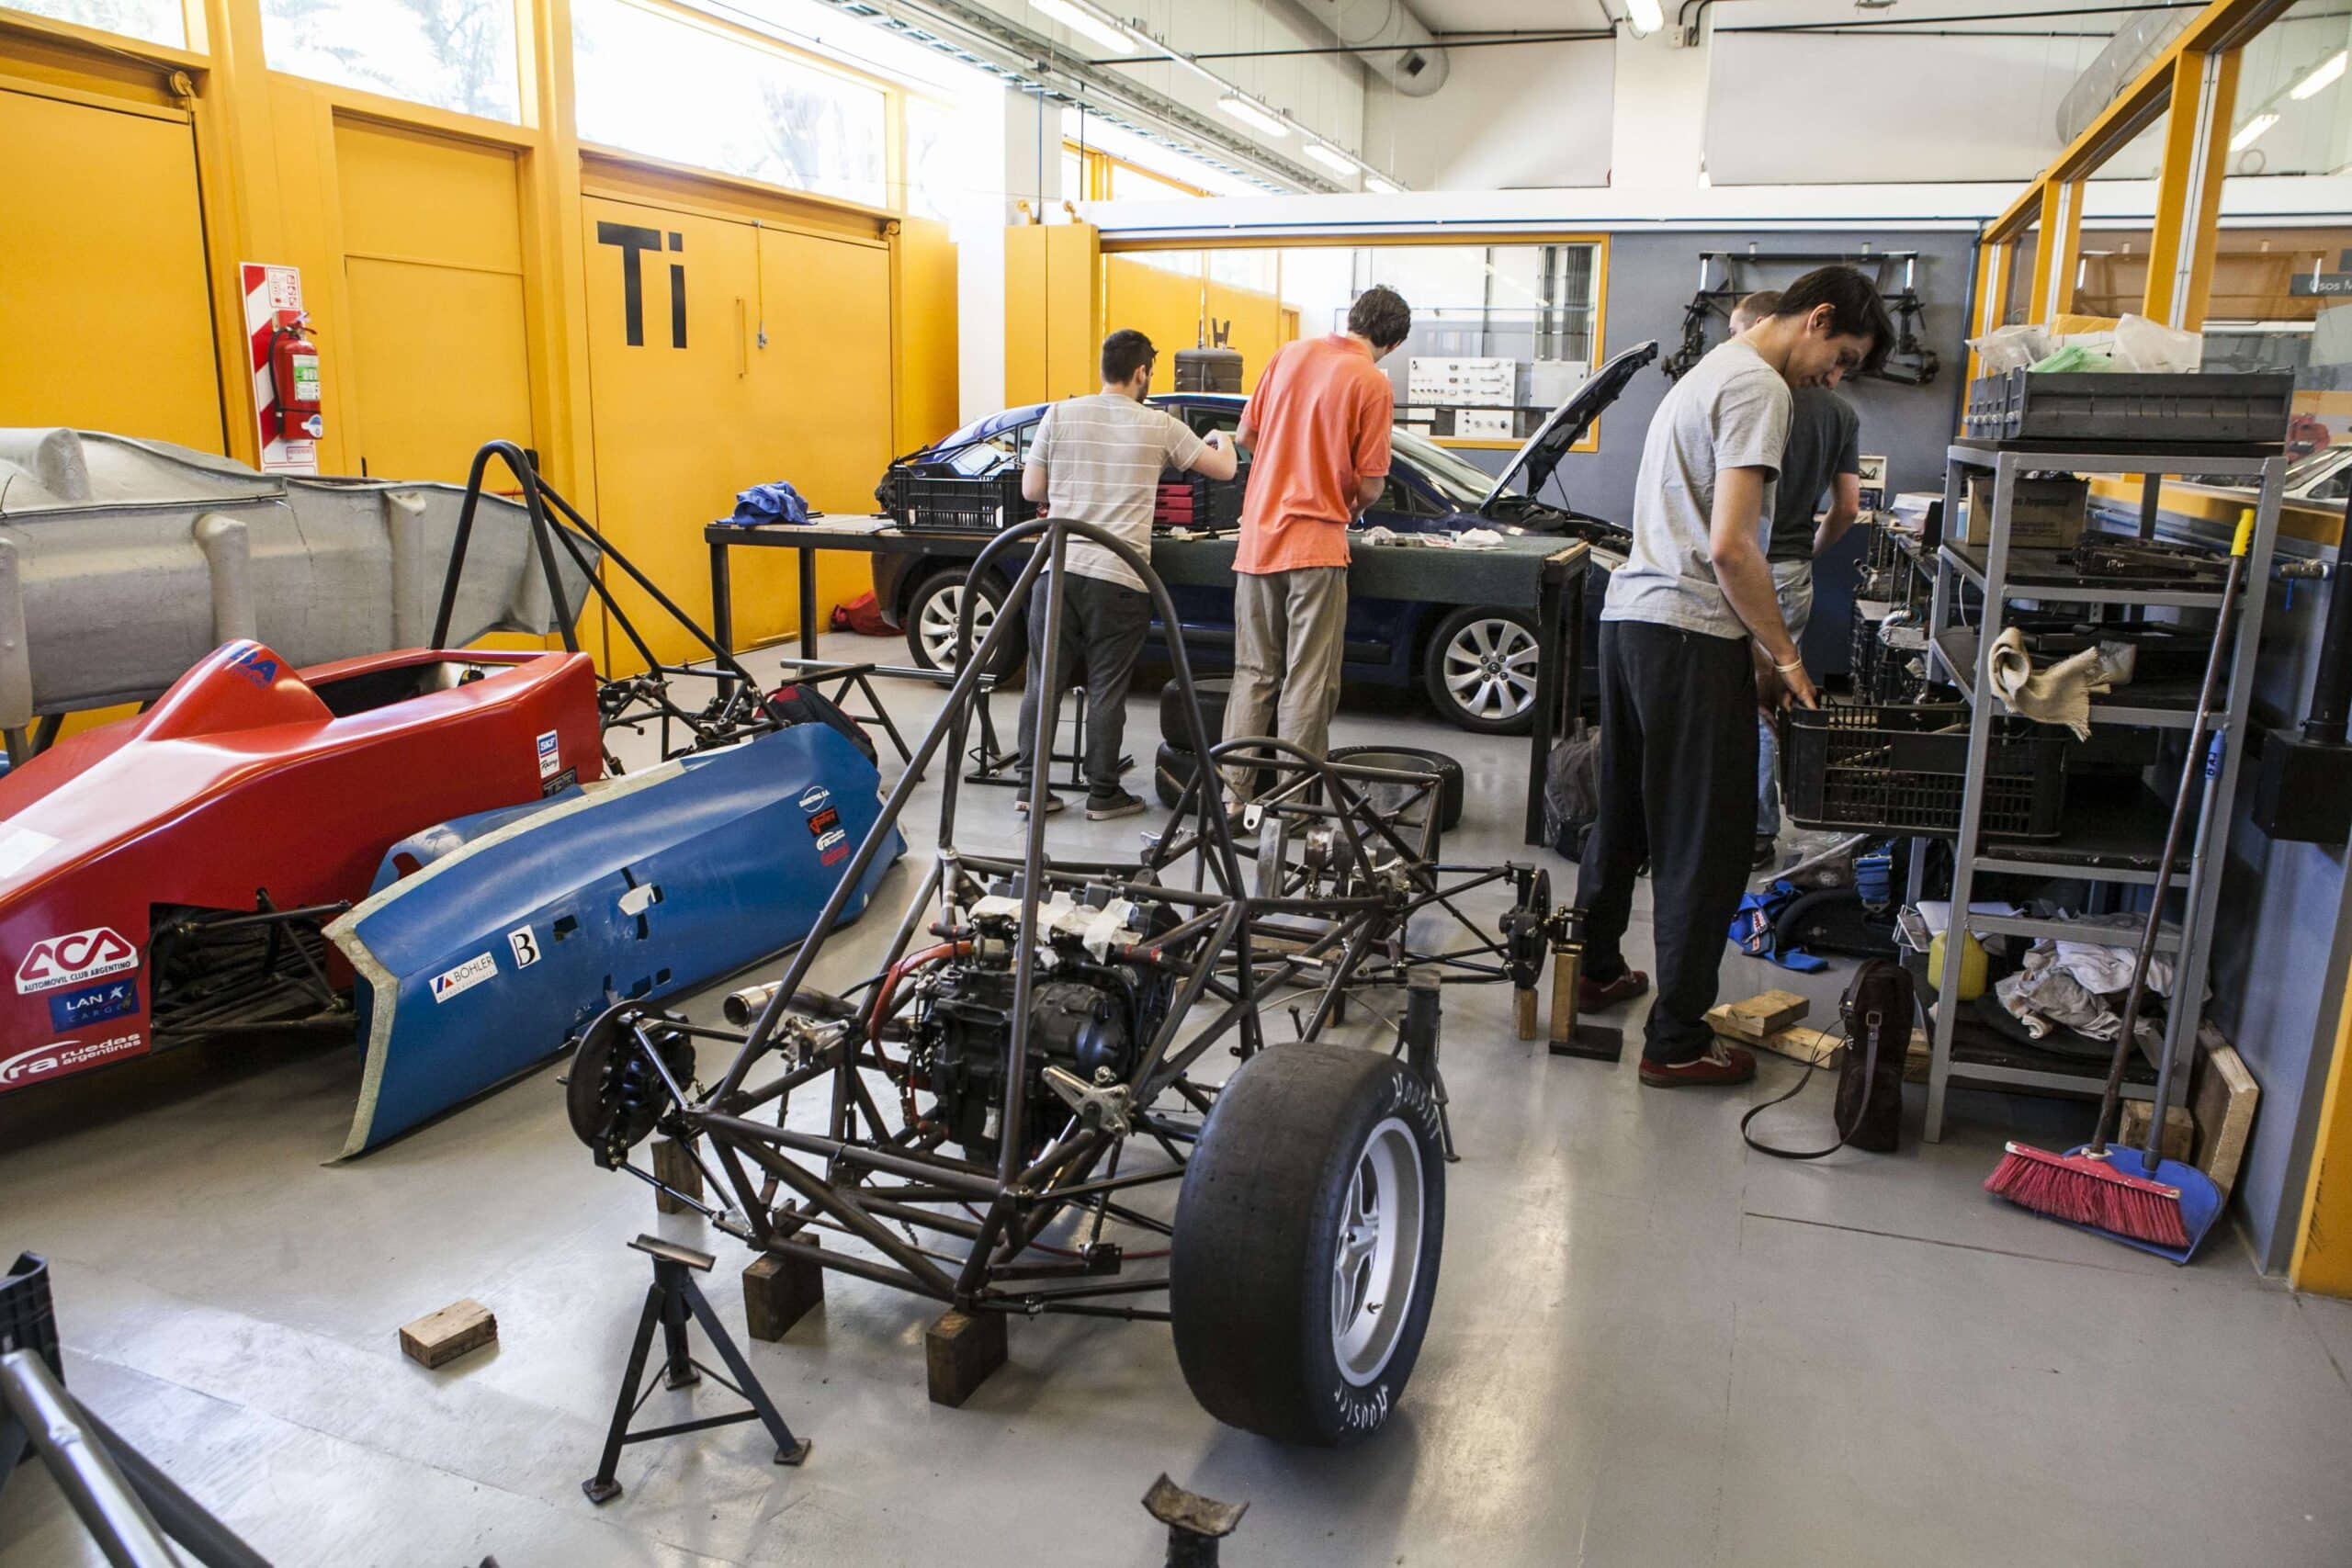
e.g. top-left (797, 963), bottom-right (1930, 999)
top-left (729, 480), bottom-right (812, 525)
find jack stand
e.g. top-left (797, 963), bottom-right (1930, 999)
top-left (1544, 908), bottom-right (1623, 1062)
top-left (1142, 1473), bottom-right (1247, 1566)
top-left (583, 1235), bottom-right (809, 1506)
top-left (1400, 969), bottom-right (1459, 1163)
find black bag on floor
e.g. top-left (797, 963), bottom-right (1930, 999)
top-left (1544, 722), bottom-right (1601, 861)
top-left (1740, 957), bottom-right (1914, 1158)
top-left (765, 682), bottom-right (878, 766)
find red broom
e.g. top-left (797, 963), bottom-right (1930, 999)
top-left (1982, 512), bottom-right (2255, 1251)
top-left (1984, 1141), bottom-right (2188, 1249)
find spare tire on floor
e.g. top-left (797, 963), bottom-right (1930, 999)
top-left (1171, 1041), bottom-right (1446, 1446)
top-left (1156, 740), bottom-right (1266, 807)
top-left (1328, 745), bottom-right (1466, 833)
top-left (1158, 677), bottom-right (1232, 752)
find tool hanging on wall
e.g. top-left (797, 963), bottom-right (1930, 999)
top-left (1661, 248), bottom-right (1939, 386)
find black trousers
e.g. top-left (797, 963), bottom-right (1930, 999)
top-left (1017, 570), bottom-right (1148, 796)
top-left (1576, 619), bottom-right (1759, 1065)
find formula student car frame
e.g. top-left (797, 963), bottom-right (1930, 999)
top-left (567, 517), bottom-right (1558, 1446)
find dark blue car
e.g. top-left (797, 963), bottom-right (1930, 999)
top-left (872, 341), bottom-right (1655, 733)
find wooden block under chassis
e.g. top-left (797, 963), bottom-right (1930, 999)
top-left (652, 1136), bottom-right (703, 1215)
top-left (744, 1238), bottom-right (826, 1342)
top-left (924, 1307), bottom-right (1008, 1408)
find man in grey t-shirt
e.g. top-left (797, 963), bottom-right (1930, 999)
top-left (1728, 291), bottom-right (1866, 857)
top-left (1576, 268), bottom-right (1890, 1087)
top-left (1016, 329), bottom-right (1236, 818)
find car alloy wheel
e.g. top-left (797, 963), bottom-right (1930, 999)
top-left (1433, 612), bottom-right (1538, 732)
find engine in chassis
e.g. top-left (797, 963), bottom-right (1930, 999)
top-left (913, 886), bottom-right (1179, 1160)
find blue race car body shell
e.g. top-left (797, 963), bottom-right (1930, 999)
top-left (326, 723), bottom-right (904, 1156)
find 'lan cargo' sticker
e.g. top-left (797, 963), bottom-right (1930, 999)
top-left (430, 953), bottom-right (498, 1004)
top-left (48, 977), bottom-right (140, 1032)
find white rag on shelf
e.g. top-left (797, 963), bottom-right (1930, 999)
top-left (1985, 626), bottom-right (2123, 739)
top-left (1992, 913), bottom-right (2195, 1048)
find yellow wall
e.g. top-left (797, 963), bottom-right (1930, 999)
top-left (1006, 221), bottom-right (1101, 405)
top-left (0, 1), bottom-right (956, 685)
top-left (2294, 959), bottom-right (2352, 1296)
top-left (1098, 253), bottom-right (1300, 396)
top-left (0, 73), bottom-right (223, 450)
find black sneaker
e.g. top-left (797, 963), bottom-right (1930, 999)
top-left (1753, 835), bottom-right (1780, 871)
top-left (1085, 788), bottom-right (1147, 821)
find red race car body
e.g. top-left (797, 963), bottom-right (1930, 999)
top-left (0, 639), bottom-right (601, 1091)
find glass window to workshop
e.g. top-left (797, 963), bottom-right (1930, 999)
top-left (5, 0), bottom-right (182, 47)
top-left (1996, 225), bottom-right (2041, 327)
top-left (2073, 224), bottom-right (2155, 321)
top-left (260, 0), bottom-right (522, 123)
top-left (571, 0), bottom-right (887, 209)
top-left (1349, 243), bottom-right (1602, 447)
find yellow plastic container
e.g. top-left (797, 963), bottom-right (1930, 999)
top-left (1929, 931), bottom-right (1988, 1002)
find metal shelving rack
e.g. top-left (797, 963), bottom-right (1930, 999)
top-left (1910, 439), bottom-right (2283, 1141)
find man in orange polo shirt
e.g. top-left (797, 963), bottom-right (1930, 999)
top-left (1219, 285), bottom-right (1411, 794)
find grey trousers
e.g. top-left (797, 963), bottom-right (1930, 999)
top-left (1221, 565), bottom-right (1348, 792)
top-left (1017, 570), bottom-right (1149, 796)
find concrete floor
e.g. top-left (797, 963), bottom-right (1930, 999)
top-left (3, 632), bottom-right (2349, 1567)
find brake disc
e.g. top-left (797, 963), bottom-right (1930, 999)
top-left (567, 1003), bottom-right (696, 1169)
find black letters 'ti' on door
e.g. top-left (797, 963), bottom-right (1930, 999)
top-left (596, 222), bottom-right (687, 348)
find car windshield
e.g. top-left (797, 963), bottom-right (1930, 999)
top-left (1389, 427), bottom-right (1503, 509)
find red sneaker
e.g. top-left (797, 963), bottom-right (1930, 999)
top-left (1638, 1040), bottom-right (1758, 1089)
top-left (1578, 968), bottom-right (1649, 1011)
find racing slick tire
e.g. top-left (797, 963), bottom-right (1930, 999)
top-left (1328, 745), bottom-right (1466, 834)
top-left (1171, 1041), bottom-right (1445, 1447)
top-left (1157, 676), bottom-right (1232, 753)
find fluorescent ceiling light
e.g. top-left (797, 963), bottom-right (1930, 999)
top-left (1217, 94), bottom-right (1290, 138)
top-left (2292, 50), bottom-right (2346, 101)
top-left (2232, 111), bottom-right (2279, 152)
top-left (1304, 141), bottom-right (1357, 175)
top-left (1624, 0), bottom-right (1665, 35)
top-left (1033, 0), bottom-right (1132, 56)
top-left (1365, 174), bottom-right (1400, 195)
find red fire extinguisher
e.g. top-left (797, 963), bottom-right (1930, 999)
top-left (270, 314), bottom-right (323, 442)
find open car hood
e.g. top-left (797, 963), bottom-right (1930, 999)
top-left (1480, 340), bottom-right (1659, 518)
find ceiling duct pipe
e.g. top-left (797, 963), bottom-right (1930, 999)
top-left (2055, 10), bottom-right (2195, 147)
top-left (1285, 0), bottom-right (1449, 96)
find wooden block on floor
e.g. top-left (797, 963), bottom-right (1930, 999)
top-left (2118, 1101), bottom-right (2197, 1163)
top-left (744, 1239), bottom-right (825, 1342)
top-left (1707, 990), bottom-right (1810, 1043)
top-left (651, 1135), bottom-right (702, 1215)
top-left (2193, 1026), bottom-right (2259, 1201)
top-left (924, 1307), bottom-right (1007, 1408)
top-left (398, 1299), bottom-right (496, 1370)
top-left (1903, 1030), bottom-right (1930, 1084)
top-left (1756, 1025), bottom-right (1842, 1067)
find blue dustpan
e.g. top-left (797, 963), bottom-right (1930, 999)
top-left (2053, 1145), bottom-right (2226, 1264)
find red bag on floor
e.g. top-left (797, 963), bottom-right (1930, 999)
top-left (831, 592), bottom-right (891, 636)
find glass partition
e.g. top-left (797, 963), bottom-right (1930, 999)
top-left (572, 0), bottom-right (887, 208)
top-left (262, 0), bottom-right (521, 121)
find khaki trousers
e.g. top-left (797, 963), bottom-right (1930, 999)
top-left (1219, 565), bottom-right (1348, 794)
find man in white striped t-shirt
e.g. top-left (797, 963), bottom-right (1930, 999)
top-left (1015, 330), bottom-right (1237, 818)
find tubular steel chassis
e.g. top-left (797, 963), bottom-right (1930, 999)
top-left (579, 518), bottom-right (1555, 1327)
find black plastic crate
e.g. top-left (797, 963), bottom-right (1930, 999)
top-left (1154, 471), bottom-right (1242, 528)
top-left (2, 1251), bottom-right (61, 1382)
top-left (888, 471), bottom-right (1037, 533)
top-left (1962, 369), bottom-right (2292, 446)
top-left (1784, 704), bottom-right (2068, 840)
